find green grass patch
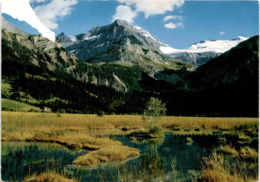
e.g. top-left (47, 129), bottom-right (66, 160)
top-left (1, 98), bottom-right (42, 112)
top-left (2, 80), bottom-right (12, 93)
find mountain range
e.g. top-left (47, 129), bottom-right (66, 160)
top-left (57, 20), bottom-right (247, 67)
top-left (57, 19), bottom-right (196, 84)
top-left (1, 18), bottom-right (258, 117)
top-left (162, 36), bottom-right (248, 66)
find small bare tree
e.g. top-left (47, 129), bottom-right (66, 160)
top-left (143, 97), bottom-right (167, 130)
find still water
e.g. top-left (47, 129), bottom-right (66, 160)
top-left (2, 135), bottom-right (221, 181)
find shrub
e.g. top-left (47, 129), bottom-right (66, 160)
top-left (142, 97), bottom-right (166, 129)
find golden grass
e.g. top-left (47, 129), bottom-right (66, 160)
top-left (73, 145), bottom-right (140, 166)
top-left (201, 148), bottom-right (258, 182)
top-left (217, 145), bottom-right (239, 156)
top-left (201, 169), bottom-right (243, 182)
top-left (24, 172), bottom-right (76, 182)
top-left (239, 147), bottom-right (258, 161)
top-left (186, 137), bottom-right (193, 143)
top-left (2, 112), bottom-right (258, 137)
top-left (159, 116), bottom-right (258, 131)
top-left (238, 134), bottom-right (252, 142)
top-left (201, 152), bottom-right (241, 182)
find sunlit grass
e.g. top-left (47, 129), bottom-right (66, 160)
top-left (217, 145), bottom-right (239, 156)
top-left (24, 172), bottom-right (76, 182)
top-left (2, 112), bottom-right (258, 138)
top-left (239, 147), bottom-right (258, 162)
top-left (73, 145), bottom-right (139, 166)
top-left (201, 146), bottom-right (258, 182)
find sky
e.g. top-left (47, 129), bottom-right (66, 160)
top-left (2, 0), bottom-right (259, 49)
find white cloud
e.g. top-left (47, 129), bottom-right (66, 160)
top-left (30, 0), bottom-right (46, 3)
top-left (163, 15), bottom-right (183, 22)
top-left (2, 0), bottom-right (55, 42)
top-left (164, 22), bottom-right (183, 29)
top-left (34, 0), bottom-right (77, 30)
top-left (219, 31), bottom-right (225, 35)
top-left (112, 5), bottom-right (137, 23)
top-left (118, 0), bottom-right (184, 18)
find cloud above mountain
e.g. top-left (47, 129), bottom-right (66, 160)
top-left (163, 15), bottom-right (184, 29)
top-left (2, 0), bottom-right (78, 41)
top-left (113, 0), bottom-right (184, 23)
top-left (33, 0), bottom-right (77, 29)
top-left (2, 0), bottom-right (55, 41)
top-left (112, 5), bottom-right (137, 23)
top-left (118, 0), bottom-right (184, 18)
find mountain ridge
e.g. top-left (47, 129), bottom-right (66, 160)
top-left (2, 17), bottom-right (29, 36)
top-left (57, 19), bottom-right (248, 67)
top-left (57, 19), bottom-right (167, 61)
top-left (57, 20), bottom-right (196, 83)
top-left (161, 36), bottom-right (248, 66)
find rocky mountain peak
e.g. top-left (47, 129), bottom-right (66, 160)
top-left (112, 19), bottom-right (130, 26)
top-left (57, 32), bottom-right (73, 43)
top-left (57, 20), bottom-right (166, 61)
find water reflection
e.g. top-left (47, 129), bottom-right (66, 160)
top-left (1, 142), bottom-right (87, 181)
top-left (2, 135), bottom-right (219, 181)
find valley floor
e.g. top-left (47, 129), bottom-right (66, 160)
top-left (1, 111), bottom-right (258, 181)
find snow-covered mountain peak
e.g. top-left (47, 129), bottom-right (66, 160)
top-left (160, 36), bottom-right (249, 54)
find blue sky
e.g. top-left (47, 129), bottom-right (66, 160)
top-left (3, 0), bottom-right (259, 49)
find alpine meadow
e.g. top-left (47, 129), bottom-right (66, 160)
top-left (1, 0), bottom-right (259, 181)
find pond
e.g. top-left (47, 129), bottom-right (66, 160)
top-left (2, 134), bottom-right (223, 181)
top-left (1, 142), bottom-right (87, 181)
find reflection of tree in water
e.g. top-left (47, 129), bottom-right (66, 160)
top-left (140, 142), bottom-right (166, 178)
